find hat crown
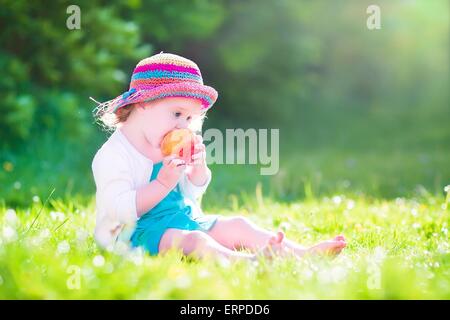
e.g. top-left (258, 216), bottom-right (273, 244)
top-left (129, 53), bottom-right (204, 91)
top-left (92, 52), bottom-right (217, 118)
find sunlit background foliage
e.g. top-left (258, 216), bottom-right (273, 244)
top-left (0, 0), bottom-right (448, 299)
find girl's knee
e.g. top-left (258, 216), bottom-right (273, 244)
top-left (159, 229), bottom-right (209, 254)
top-left (180, 230), bottom-right (210, 253)
top-left (228, 216), bottom-right (252, 230)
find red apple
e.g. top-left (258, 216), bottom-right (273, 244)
top-left (161, 129), bottom-right (195, 163)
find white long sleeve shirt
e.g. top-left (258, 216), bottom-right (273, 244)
top-left (91, 128), bottom-right (211, 249)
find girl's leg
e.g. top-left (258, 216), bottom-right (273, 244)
top-left (207, 216), bottom-right (279, 250)
top-left (158, 228), bottom-right (256, 262)
top-left (207, 216), bottom-right (346, 257)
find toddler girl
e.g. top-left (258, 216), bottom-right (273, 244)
top-left (91, 52), bottom-right (346, 261)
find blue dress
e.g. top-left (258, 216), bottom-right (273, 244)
top-left (130, 161), bottom-right (218, 255)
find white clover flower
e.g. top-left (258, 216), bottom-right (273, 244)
top-left (346, 200), bottom-right (355, 210)
top-left (30, 236), bottom-right (43, 247)
top-left (57, 240), bottom-right (70, 254)
top-left (175, 275), bottom-right (192, 289)
top-left (92, 255), bottom-right (105, 267)
top-left (50, 211), bottom-right (65, 222)
top-left (39, 228), bottom-right (51, 239)
top-left (330, 266), bottom-right (348, 283)
top-left (2, 226), bottom-right (18, 242)
top-left (332, 196), bottom-right (342, 205)
top-left (76, 229), bottom-right (89, 242)
top-left (4, 209), bottom-right (18, 226)
top-left (198, 268), bottom-right (211, 279)
top-left (372, 246), bottom-right (386, 263)
top-left (128, 249), bottom-right (145, 266)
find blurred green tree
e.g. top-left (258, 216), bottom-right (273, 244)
top-left (0, 0), bottom-right (225, 148)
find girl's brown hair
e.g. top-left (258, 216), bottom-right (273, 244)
top-left (115, 104), bottom-right (135, 123)
top-left (94, 104), bottom-right (136, 133)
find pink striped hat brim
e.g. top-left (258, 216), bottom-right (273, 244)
top-left (110, 82), bottom-right (218, 113)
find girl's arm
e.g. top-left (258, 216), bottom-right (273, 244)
top-left (135, 179), bottom-right (171, 217)
top-left (135, 156), bottom-right (186, 217)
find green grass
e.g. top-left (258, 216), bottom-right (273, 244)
top-left (0, 177), bottom-right (449, 299)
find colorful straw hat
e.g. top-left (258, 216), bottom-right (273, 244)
top-left (92, 52), bottom-right (218, 118)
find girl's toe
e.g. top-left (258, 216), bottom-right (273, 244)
top-left (276, 231), bottom-right (285, 243)
top-left (267, 231), bottom-right (284, 247)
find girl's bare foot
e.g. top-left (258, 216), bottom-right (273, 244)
top-left (252, 233), bottom-right (346, 261)
top-left (256, 231), bottom-right (297, 259)
top-left (306, 235), bottom-right (347, 256)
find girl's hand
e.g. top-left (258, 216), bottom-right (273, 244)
top-left (190, 134), bottom-right (207, 168)
top-left (187, 134), bottom-right (210, 186)
top-left (156, 155), bottom-right (186, 190)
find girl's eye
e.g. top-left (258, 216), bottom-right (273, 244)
top-left (174, 112), bottom-right (182, 118)
top-left (187, 116), bottom-right (192, 121)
